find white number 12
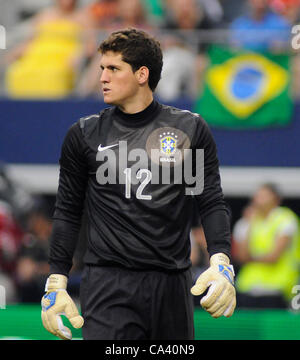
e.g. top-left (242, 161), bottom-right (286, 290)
top-left (124, 168), bottom-right (152, 200)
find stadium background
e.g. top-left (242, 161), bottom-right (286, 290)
top-left (0, 0), bottom-right (300, 340)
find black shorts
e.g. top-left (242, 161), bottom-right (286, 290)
top-left (80, 265), bottom-right (195, 340)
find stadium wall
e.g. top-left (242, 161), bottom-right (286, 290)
top-left (1, 98), bottom-right (300, 197)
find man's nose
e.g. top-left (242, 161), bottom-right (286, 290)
top-left (100, 68), bottom-right (110, 83)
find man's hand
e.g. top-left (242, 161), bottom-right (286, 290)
top-left (191, 253), bottom-right (236, 318)
top-left (41, 274), bottom-right (84, 340)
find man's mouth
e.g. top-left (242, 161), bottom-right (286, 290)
top-left (103, 88), bottom-right (111, 94)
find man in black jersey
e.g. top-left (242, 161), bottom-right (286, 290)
top-left (41, 28), bottom-right (236, 340)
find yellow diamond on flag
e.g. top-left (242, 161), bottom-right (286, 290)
top-left (206, 53), bottom-right (289, 119)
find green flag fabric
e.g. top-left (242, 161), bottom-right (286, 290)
top-left (194, 46), bottom-right (293, 129)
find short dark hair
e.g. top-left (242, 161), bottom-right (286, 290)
top-left (98, 28), bottom-right (163, 91)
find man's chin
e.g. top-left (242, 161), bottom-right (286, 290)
top-left (102, 95), bottom-right (116, 105)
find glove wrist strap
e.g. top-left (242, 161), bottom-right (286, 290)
top-left (45, 274), bottom-right (68, 292)
top-left (210, 253), bottom-right (230, 266)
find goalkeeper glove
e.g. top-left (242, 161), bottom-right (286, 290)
top-left (41, 274), bottom-right (84, 340)
top-left (191, 253), bottom-right (236, 318)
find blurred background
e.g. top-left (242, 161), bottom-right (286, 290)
top-left (0, 0), bottom-right (300, 340)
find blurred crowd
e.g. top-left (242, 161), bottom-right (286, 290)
top-left (0, 163), bottom-right (84, 304)
top-left (0, 0), bottom-right (300, 100)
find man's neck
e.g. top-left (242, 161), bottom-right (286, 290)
top-left (117, 92), bottom-right (154, 114)
top-left (259, 206), bottom-right (277, 219)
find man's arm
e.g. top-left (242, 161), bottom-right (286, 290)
top-left (41, 122), bottom-right (88, 340)
top-left (49, 122), bottom-right (89, 275)
top-left (193, 117), bottom-right (231, 259)
top-left (247, 218), bottom-right (298, 264)
top-left (190, 116), bottom-right (236, 318)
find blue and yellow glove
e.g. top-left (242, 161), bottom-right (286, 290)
top-left (41, 274), bottom-right (84, 340)
top-left (191, 253), bottom-right (236, 318)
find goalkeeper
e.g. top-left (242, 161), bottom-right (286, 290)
top-left (41, 28), bottom-right (236, 340)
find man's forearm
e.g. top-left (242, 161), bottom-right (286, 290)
top-left (201, 208), bottom-right (232, 260)
top-left (49, 217), bottom-right (82, 276)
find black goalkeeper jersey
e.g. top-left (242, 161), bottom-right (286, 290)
top-left (49, 100), bottom-right (231, 275)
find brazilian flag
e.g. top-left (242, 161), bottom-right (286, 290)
top-left (194, 46), bottom-right (292, 129)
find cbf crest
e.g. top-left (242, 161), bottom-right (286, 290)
top-left (145, 127), bottom-right (191, 167)
top-left (160, 132), bottom-right (178, 155)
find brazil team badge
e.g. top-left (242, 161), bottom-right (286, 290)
top-left (160, 132), bottom-right (177, 155)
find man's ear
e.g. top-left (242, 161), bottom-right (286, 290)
top-left (136, 66), bottom-right (150, 86)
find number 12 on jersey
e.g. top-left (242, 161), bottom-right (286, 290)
top-left (124, 168), bottom-right (152, 200)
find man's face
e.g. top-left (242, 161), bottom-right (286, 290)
top-left (252, 186), bottom-right (279, 213)
top-left (249, 0), bottom-right (269, 11)
top-left (100, 51), bottom-right (141, 107)
top-left (56, 0), bottom-right (77, 12)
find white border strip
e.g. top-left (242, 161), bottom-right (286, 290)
top-left (6, 164), bottom-right (59, 195)
top-left (5, 164), bottom-right (300, 197)
top-left (220, 167), bottom-right (300, 198)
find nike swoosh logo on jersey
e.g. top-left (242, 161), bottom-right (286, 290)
top-left (98, 143), bottom-right (119, 152)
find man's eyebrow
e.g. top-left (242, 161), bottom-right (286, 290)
top-left (100, 64), bottom-right (120, 69)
